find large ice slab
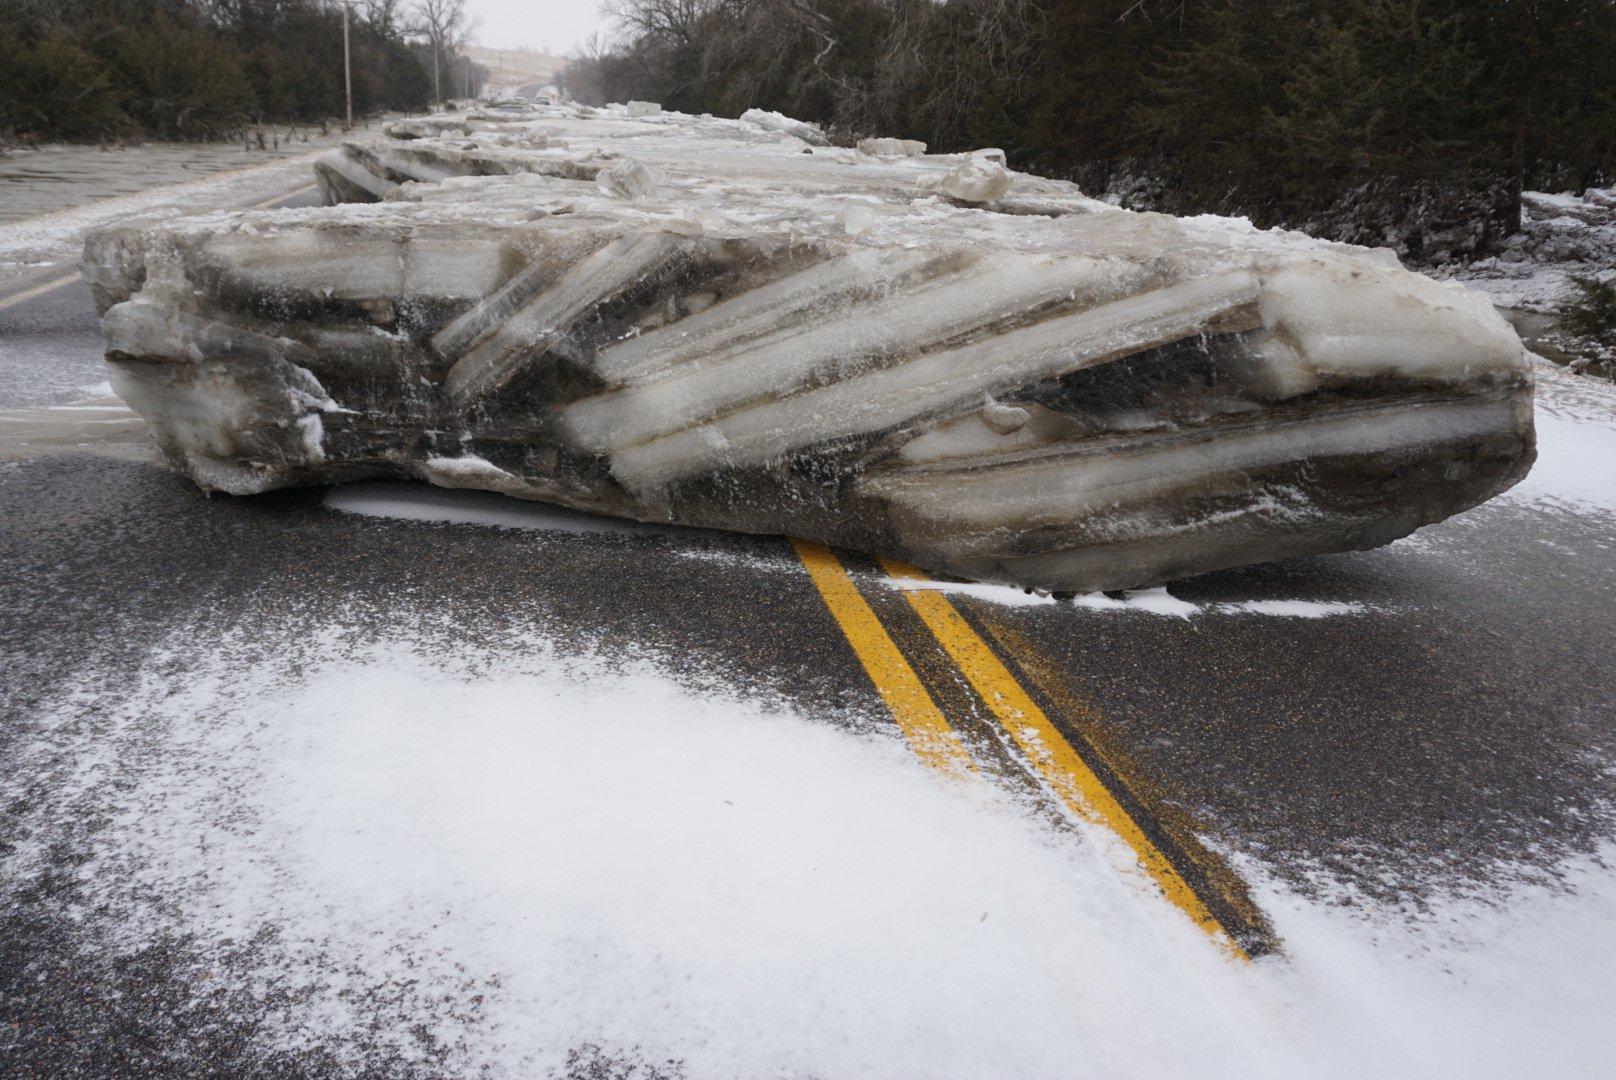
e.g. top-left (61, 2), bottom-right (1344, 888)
top-left (83, 104), bottom-right (1534, 591)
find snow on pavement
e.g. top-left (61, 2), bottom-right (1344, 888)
top-left (6, 623), bottom-right (1613, 1078)
top-left (0, 133), bottom-right (358, 227)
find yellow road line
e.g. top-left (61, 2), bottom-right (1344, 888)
top-left (249, 183), bottom-right (317, 209)
top-left (790, 539), bottom-right (975, 777)
top-left (974, 616), bottom-right (1275, 951)
top-left (879, 557), bottom-right (1246, 958)
top-left (0, 273), bottom-right (80, 311)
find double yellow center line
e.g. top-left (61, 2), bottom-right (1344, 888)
top-left (792, 538), bottom-right (1259, 960)
top-left (792, 540), bottom-right (976, 776)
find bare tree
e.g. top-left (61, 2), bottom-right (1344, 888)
top-left (867, 0), bottom-right (1043, 143)
top-left (362, 0), bottom-right (408, 38)
top-left (603, 0), bottom-right (726, 49)
top-left (411, 0), bottom-right (473, 106)
top-left (560, 31), bottom-right (614, 105)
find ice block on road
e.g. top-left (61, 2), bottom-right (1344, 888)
top-left (82, 103), bottom-right (1534, 592)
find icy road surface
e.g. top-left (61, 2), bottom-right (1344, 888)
top-left (3, 172), bottom-right (1616, 1078)
top-left (0, 127), bottom-right (369, 227)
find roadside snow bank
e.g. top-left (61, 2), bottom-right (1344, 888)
top-left (1444, 186), bottom-right (1616, 312)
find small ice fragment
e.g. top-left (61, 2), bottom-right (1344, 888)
top-left (838, 205), bottom-right (875, 235)
top-left (972, 148), bottom-right (1007, 164)
top-left (296, 414), bottom-right (325, 461)
top-left (598, 158), bottom-right (656, 200)
top-left (626, 101), bottom-right (662, 117)
top-left (980, 397), bottom-right (1030, 434)
top-left (943, 159), bottom-right (1012, 203)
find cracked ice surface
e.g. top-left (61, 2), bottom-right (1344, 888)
top-left (82, 102), bottom-right (1535, 591)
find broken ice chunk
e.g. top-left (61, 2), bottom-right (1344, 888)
top-left (597, 158), bottom-right (657, 200)
top-left (738, 108), bottom-right (829, 145)
top-left (84, 104), bottom-right (1535, 592)
top-left (838, 205), bottom-right (875, 235)
top-left (944, 159), bottom-right (1012, 203)
top-left (1257, 260), bottom-right (1525, 381)
top-left (858, 138), bottom-right (927, 157)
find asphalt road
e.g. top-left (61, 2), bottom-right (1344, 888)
top-left (2, 181), bottom-right (1614, 1076)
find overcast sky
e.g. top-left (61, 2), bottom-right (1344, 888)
top-left (469, 0), bottom-right (616, 55)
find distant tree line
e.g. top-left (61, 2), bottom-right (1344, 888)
top-left (0, 0), bottom-right (472, 141)
top-left (565, 0), bottom-right (1616, 260)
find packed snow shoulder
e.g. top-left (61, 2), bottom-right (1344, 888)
top-left (82, 103), bottom-right (1534, 591)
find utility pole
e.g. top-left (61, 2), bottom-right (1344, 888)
top-left (342, 4), bottom-right (353, 130)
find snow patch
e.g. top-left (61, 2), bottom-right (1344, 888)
top-left (18, 635), bottom-right (1273, 1076)
top-left (1509, 412), bottom-right (1616, 515)
top-left (1118, 586), bottom-right (1200, 618)
top-left (882, 578), bottom-right (1058, 608)
top-left (11, 630), bottom-right (1616, 1077)
top-left (890, 581), bottom-right (1370, 618)
top-left (324, 481), bottom-right (692, 537)
top-left (1215, 599), bottom-right (1367, 618)
top-left (1505, 358), bottom-right (1616, 516)
top-left (673, 546), bottom-right (804, 574)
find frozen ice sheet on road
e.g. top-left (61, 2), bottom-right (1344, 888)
top-left (84, 101), bottom-right (1533, 594)
top-left (0, 138), bottom-right (372, 289)
top-left (0, 130), bottom-right (359, 227)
